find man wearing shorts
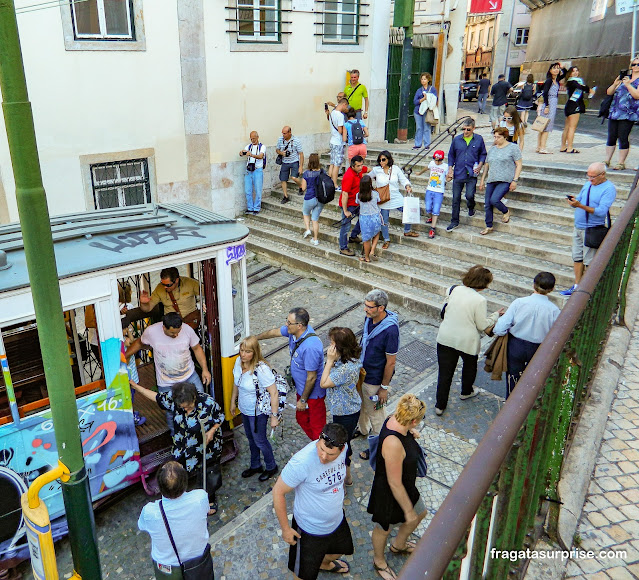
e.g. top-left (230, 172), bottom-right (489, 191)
top-left (273, 423), bottom-right (354, 579)
top-left (560, 162), bottom-right (616, 296)
top-left (490, 74), bottom-right (512, 130)
top-left (328, 99), bottom-right (349, 190)
top-left (277, 126), bottom-right (304, 204)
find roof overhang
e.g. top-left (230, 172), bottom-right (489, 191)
top-left (520, 0), bottom-right (560, 10)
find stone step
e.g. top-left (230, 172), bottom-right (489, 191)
top-left (258, 194), bottom-right (574, 271)
top-left (266, 190), bottom-right (574, 247)
top-left (247, 211), bottom-right (567, 308)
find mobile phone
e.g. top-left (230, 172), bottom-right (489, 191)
top-left (324, 103), bottom-right (329, 111)
top-left (620, 69), bottom-right (630, 79)
top-left (566, 195), bottom-right (575, 200)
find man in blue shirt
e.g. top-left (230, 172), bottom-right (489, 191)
top-left (256, 307), bottom-right (326, 440)
top-left (560, 163), bottom-right (617, 296)
top-left (446, 118), bottom-right (487, 231)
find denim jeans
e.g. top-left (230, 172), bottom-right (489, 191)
top-left (380, 208), bottom-right (411, 241)
top-left (413, 112), bottom-right (431, 148)
top-left (484, 181), bottom-right (510, 228)
top-left (242, 413), bottom-right (277, 471)
top-left (477, 93), bottom-right (488, 114)
top-left (339, 205), bottom-right (361, 249)
top-left (244, 168), bottom-right (264, 211)
top-left (450, 177), bottom-right (477, 226)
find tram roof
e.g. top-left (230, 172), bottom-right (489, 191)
top-left (0, 203), bottom-right (249, 293)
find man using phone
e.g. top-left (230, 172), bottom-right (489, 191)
top-left (560, 162), bottom-right (617, 296)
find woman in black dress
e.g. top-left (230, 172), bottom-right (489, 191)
top-left (367, 394), bottom-right (427, 580)
top-left (560, 66), bottom-right (591, 154)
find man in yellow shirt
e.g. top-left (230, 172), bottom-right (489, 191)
top-left (140, 267), bottom-right (201, 329)
top-left (344, 70), bottom-right (369, 120)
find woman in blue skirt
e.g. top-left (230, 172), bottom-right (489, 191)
top-left (356, 175), bottom-right (382, 262)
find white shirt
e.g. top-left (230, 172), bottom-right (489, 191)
top-left (329, 109), bottom-right (345, 146)
top-left (493, 293), bottom-right (560, 343)
top-left (138, 490), bottom-right (209, 566)
top-left (232, 358), bottom-right (275, 416)
top-left (245, 142), bottom-right (265, 169)
top-left (370, 165), bottom-right (412, 210)
top-left (427, 161), bottom-right (449, 194)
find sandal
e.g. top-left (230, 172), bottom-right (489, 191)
top-left (382, 241), bottom-right (390, 250)
top-left (480, 227), bottom-right (493, 235)
top-left (538, 150), bottom-right (553, 155)
top-left (604, 160), bottom-right (611, 168)
top-left (359, 257), bottom-right (371, 262)
top-left (559, 148), bottom-right (567, 153)
top-left (208, 502), bottom-right (218, 516)
top-left (566, 149), bottom-right (580, 154)
top-left (390, 540), bottom-right (417, 555)
top-left (324, 559), bottom-right (349, 574)
top-left (374, 562), bottom-right (397, 580)
top-left (360, 449), bottom-right (370, 461)
top-left (614, 163), bottom-right (626, 170)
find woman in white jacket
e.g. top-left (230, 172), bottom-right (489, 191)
top-left (370, 150), bottom-right (418, 250)
top-left (435, 265), bottom-right (504, 416)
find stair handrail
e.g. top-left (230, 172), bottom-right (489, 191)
top-left (401, 116), bottom-right (474, 179)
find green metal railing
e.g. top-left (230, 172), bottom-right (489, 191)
top-left (399, 180), bottom-right (639, 579)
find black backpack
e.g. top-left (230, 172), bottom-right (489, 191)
top-left (315, 169), bottom-right (336, 204)
top-left (351, 120), bottom-right (365, 145)
top-left (521, 83), bottom-right (533, 101)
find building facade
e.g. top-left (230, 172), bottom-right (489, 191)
top-left (0, 0), bottom-right (391, 223)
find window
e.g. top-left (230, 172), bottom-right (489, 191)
top-left (90, 159), bottom-right (151, 210)
top-left (71, 0), bottom-right (134, 40)
top-left (323, 1), bottom-right (359, 44)
top-left (237, 0), bottom-right (280, 41)
top-left (515, 28), bottom-right (529, 46)
top-left (469, 32), bottom-right (474, 50)
top-left (487, 26), bottom-right (493, 47)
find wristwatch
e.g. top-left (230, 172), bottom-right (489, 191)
top-left (300, 398), bottom-right (307, 404)
top-left (380, 385), bottom-right (389, 390)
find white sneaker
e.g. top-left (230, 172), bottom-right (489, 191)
top-left (310, 239), bottom-right (319, 246)
top-left (460, 387), bottom-right (479, 400)
top-left (303, 230), bottom-right (311, 239)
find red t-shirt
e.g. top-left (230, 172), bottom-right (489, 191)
top-left (340, 166), bottom-right (369, 208)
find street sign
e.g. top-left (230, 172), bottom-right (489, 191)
top-left (590, 0), bottom-right (607, 22)
top-left (469, 0), bottom-right (502, 14)
top-left (617, 0), bottom-right (639, 15)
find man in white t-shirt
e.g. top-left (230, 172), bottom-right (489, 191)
top-left (240, 130), bottom-right (266, 215)
top-left (126, 312), bottom-right (211, 432)
top-left (328, 98), bottom-right (349, 191)
top-left (273, 423), bottom-right (353, 579)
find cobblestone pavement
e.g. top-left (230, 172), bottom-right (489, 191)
top-left (565, 313), bottom-right (639, 580)
top-left (18, 254), bottom-right (505, 580)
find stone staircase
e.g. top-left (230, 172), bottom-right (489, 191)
top-left (244, 147), bottom-right (633, 319)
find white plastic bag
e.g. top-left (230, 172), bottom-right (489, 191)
top-left (402, 196), bottom-right (421, 224)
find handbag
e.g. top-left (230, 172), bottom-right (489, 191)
top-left (531, 114), bottom-right (549, 132)
top-left (584, 185), bottom-right (612, 249)
top-left (275, 139), bottom-right (291, 166)
top-left (368, 434), bottom-right (427, 477)
top-left (355, 367), bottom-right (366, 398)
top-left (425, 109), bottom-right (437, 125)
top-left (159, 501), bottom-right (215, 580)
top-left (440, 285), bottom-right (458, 319)
top-left (375, 166), bottom-right (392, 204)
top-left (402, 195), bottom-right (421, 224)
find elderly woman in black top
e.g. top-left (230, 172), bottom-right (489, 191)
top-left (130, 380), bottom-right (225, 515)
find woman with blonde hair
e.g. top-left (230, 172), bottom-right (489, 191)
top-left (367, 394), bottom-right (427, 580)
top-left (230, 335), bottom-right (280, 481)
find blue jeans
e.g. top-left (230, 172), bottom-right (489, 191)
top-left (380, 208), bottom-right (411, 241)
top-left (450, 177), bottom-right (477, 226)
top-left (158, 370), bottom-right (204, 435)
top-left (244, 168), bottom-right (264, 212)
top-left (478, 93), bottom-right (488, 114)
top-left (413, 112), bottom-right (431, 148)
top-left (484, 182), bottom-right (509, 228)
top-left (339, 205), bottom-right (361, 249)
top-left (242, 413), bottom-right (277, 471)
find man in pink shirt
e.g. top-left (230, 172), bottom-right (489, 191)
top-left (126, 312), bottom-right (212, 432)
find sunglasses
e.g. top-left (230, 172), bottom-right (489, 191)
top-left (320, 432), bottom-right (343, 449)
top-left (503, 116), bottom-right (512, 120)
top-left (632, 63), bottom-right (639, 67)
top-left (161, 282), bottom-right (175, 288)
top-left (379, 157), bottom-right (388, 161)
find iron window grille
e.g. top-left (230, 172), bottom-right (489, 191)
top-left (515, 27), bottom-right (529, 46)
top-left (90, 159), bottom-right (151, 210)
top-left (226, 0), bottom-right (291, 42)
top-left (70, 0), bottom-right (135, 40)
top-left (316, 0), bottom-right (368, 44)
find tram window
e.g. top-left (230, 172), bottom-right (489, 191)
top-left (231, 261), bottom-right (246, 344)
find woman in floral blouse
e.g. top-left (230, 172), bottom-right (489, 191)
top-left (130, 380), bottom-right (225, 515)
top-left (320, 327), bottom-right (362, 486)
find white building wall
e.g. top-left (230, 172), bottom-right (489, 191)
top-left (507, 2), bottom-right (531, 70)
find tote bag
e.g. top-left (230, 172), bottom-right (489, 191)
top-left (531, 115), bottom-right (549, 132)
top-left (402, 196), bottom-right (421, 224)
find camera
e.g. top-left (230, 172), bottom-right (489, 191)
top-left (247, 162), bottom-right (256, 172)
top-left (285, 151), bottom-right (291, 157)
top-left (242, 150), bottom-right (248, 156)
top-left (620, 69), bottom-right (630, 80)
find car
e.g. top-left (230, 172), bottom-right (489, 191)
top-left (507, 80), bottom-right (544, 106)
top-left (460, 81), bottom-right (479, 101)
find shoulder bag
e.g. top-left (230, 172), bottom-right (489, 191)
top-left (159, 501), bottom-right (215, 579)
top-left (584, 186), bottom-right (612, 249)
top-left (375, 166), bottom-right (392, 204)
top-left (284, 332), bottom-right (317, 389)
top-left (275, 140), bottom-right (291, 166)
top-left (440, 285), bottom-right (458, 319)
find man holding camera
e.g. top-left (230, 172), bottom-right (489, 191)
top-left (240, 130), bottom-right (266, 215)
top-left (276, 126), bottom-right (304, 204)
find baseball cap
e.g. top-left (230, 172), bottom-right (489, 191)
top-left (433, 150), bottom-right (445, 160)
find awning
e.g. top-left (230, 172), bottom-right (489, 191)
top-left (520, 0), bottom-right (561, 10)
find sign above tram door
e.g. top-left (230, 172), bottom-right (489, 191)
top-left (469, 0), bottom-right (503, 14)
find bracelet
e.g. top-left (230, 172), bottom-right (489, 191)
top-left (380, 385), bottom-right (389, 390)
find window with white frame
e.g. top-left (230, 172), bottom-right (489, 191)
top-left (515, 28), bottom-right (529, 46)
top-left (323, 1), bottom-right (359, 44)
top-left (90, 159), bottom-right (151, 209)
top-left (237, 0), bottom-right (280, 41)
top-left (71, 0), bottom-right (134, 40)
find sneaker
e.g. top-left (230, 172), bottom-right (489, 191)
top-left (460, 387), bottom-right (479, 400)
top-left (446, 223), bottom-right (459, 231)
top-left (468, 208), bottom-right (476, 217)
top-left (310, 239), bottom-right (319, 246)
top-left (429, 228), bottom-right (435, 239)
top-left (281, 197), bottom-right (289, 204)
top-left (426, 217), bottom-right (433, 224)
top-left (340, 248), bottom-right (355, 256)
top-left (303, 229), bottom-right (311, 239)
top-left (245, 210), bottom-right (253, 215)
top-left (404, 231), bottom-right (419, 238)
top-left (412, 145), bottom-right (421, 150)
top-left (348, 236), bottom-right (362, 244)
top-left (335, 187), bottom-right (342, 193)
top-left (133, 411), bottom-right (146, 427)
top-left (559, 284), bottom-right (577, 297)
top-left (435, 407), bottom-right (444, 416)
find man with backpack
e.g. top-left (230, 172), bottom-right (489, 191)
top-left (328, 98), bottom-right (349, 191)
top-left (345, 106), bottom-right (369, 161)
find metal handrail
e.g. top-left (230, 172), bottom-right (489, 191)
top-left (398, 182), bottom-right (639, 578)
top-left (401, 116), bottom-right (474, 178)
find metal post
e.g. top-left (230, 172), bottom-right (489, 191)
top-left (0, 1), bottom-right (102, 578)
